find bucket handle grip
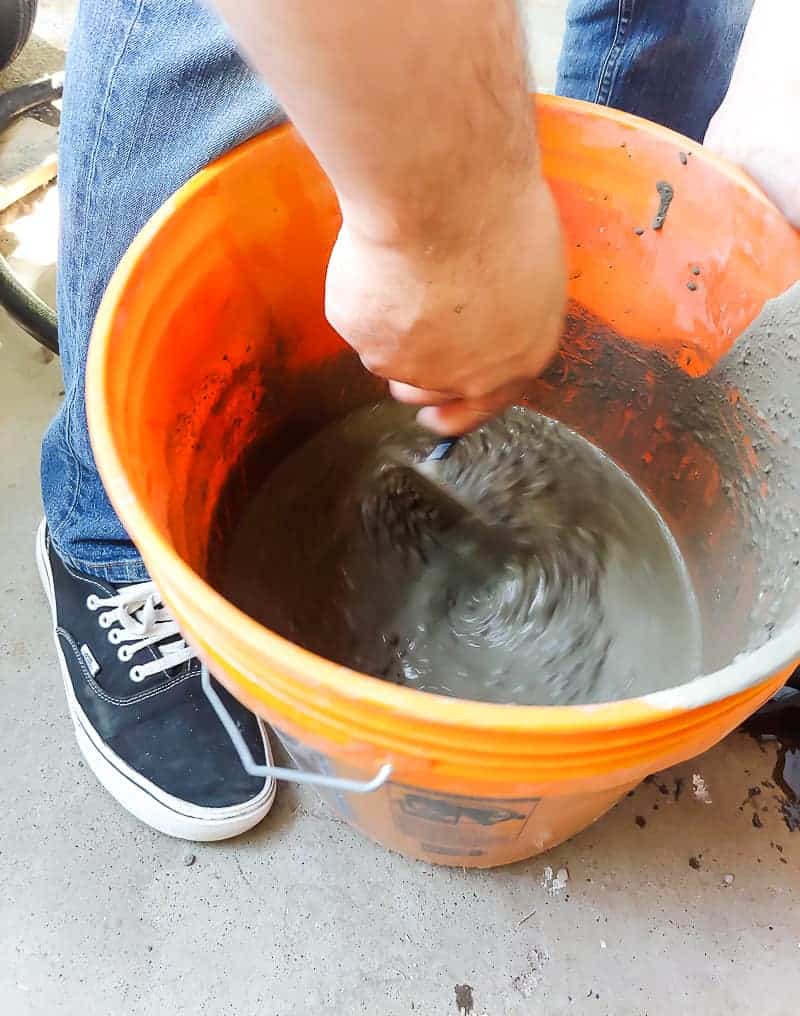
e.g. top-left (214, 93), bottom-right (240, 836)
top-left (201, 665), bottom-right (394, 794)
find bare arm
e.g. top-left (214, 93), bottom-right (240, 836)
top-left (213, 0), bottom-right (565, 433)
top-left (706, 0), bottom-right (800, 226)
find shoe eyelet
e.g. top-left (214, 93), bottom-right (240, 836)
top-left (108, 629), bottom-right (121, 645)
top-left (98, 612), bottom-right (113, 629)
top-left (117, 646), bottom-right (132, 662)
top-left (129, 665), bottom-right (143, 682)
top-left (86, 594), bottom-right (100, 610)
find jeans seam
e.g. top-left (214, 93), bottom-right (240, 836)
top-left (60, 550), bottom-right (146, 570)
top-left (76, 0), bottom-right (146, 300)
top-left (49, 392), bottom-right (79, 545)
top-left (63, 562), bottom-right (149, 583)
top-left (594, 0), bottom-right (636, 106)
top-left (53, 540), bottom-right (148, 583)
top-left (55, 0), bottom-right (146, 552)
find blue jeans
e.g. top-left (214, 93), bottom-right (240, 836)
top-left (43, 0), bottom-right (753, 582)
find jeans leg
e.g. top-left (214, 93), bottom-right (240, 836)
top-left (556, 0), bottom-right (754, 141)
top-left (42, 0), bottom-right (283, 583)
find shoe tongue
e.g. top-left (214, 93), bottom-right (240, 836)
top-left (109, 583), bottom-right (196, 676)
top-left (122, 590), bottom-right (164, 638)
top-left (122, 593), bottom-right (185, 660)
top-left (157, 634), bottom-right (186, 658)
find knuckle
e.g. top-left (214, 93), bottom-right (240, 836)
top-left (359, 350), bottom-right (392, 377)
top-left (324, 300), bottom-right (351, 339)
top-left (461, 376), bottom-right (493, 400)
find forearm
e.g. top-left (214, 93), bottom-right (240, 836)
top-left (211, 0), bottom-right (564, 435)
top-left (211, 0), bottom-right (538, 247)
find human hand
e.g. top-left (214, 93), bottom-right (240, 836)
top-left (704, 2), bottom-right (800, 227)
top-left (325, 177), bottom-right (566, 435)
top-left (215, 0), bottom-right (558, 433)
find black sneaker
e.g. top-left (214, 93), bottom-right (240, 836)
top-left (36, 521), bottom-right (275, 840)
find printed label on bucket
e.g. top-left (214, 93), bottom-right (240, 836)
top-left (275, 728), bottom-right (542, 861)
top-left (388, 785), bottom-right (541, 858)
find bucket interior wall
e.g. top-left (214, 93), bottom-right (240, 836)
top-left (100, 99), bottom-right (800, 687)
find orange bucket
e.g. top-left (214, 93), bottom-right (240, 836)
top-left (87, 97), bottom-right (800, 866)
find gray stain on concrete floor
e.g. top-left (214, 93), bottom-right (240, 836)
top-left (454, 983), bottom-right (474, 1014)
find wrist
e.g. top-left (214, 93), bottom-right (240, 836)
top-left (338, 154), bottom-right (546, 258)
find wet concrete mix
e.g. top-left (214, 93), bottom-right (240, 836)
top-left (214, 284), bottom-right (800, 709)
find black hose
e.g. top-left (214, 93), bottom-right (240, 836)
top-left (0, 72), bottom-right (62, 126)
top-left (0, 247), bottom-right (58, 351)
top-left (0, 72), bottom-right (62, 353)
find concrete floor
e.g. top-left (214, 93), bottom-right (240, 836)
top-left (2, 3), bottom-right (800, 1015)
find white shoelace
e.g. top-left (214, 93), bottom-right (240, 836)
top-left (86, 582), bottom-right (196, 683)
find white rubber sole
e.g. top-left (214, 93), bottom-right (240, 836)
top-left (36, 520), bottom-right (276, 841)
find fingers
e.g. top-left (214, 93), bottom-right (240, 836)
top-left (388, 380), bottom-right (455, 406)
top-left (417, 402), bottom-right (494, 435)
top-left (388, 331), bottom-right (559, 410)
top-left (416, 380), bottom-right (528, 435)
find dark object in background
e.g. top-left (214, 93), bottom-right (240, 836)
top-left (0, 0), bottom-right (37, 72)
top-left (744, 678), bottom-right (800, 832)
top-left (0, 0), bottom-right (60, 353)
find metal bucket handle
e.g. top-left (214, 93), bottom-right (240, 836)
top-left (201, 664), bottom-right (394, 794)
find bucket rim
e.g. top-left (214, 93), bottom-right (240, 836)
top-left (87, 95), bottom-right (799, 733)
